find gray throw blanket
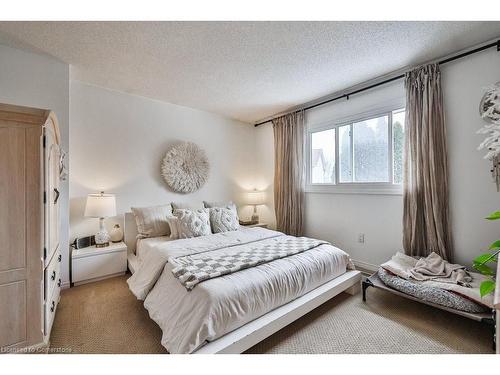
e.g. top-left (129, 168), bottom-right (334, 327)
top-left (381, 252), bottom-right (493, 307)
top-left (170, 236), bottom-right (327, 290)
top-left (409, 252), bottom-right (472, 287)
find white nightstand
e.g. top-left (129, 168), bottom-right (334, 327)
top-left (71, 242), bottom-right (127, 286)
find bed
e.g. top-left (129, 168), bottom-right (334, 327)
top-left (124, 212), bottom-right (361, 354)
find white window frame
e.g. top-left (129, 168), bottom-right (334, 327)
top-left (305, 101), bottom-right (405, 195)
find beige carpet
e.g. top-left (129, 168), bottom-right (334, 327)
top-left (49, 275), bottom-right (494, 354)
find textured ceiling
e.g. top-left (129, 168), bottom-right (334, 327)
top-left (0, 21), bottom-right (499, 123)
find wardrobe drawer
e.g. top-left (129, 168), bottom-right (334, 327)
top-left (44, 248), bottom-right (62, 300)
top-left (44, 282), bottom-right (60, 337)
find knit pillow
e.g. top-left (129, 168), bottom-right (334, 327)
top-left (173, 208), bottom-right (211, 238)
top-left (209, 207), bottom-right (240, 233)
top-left (203, 201), bottom-right (239, 219)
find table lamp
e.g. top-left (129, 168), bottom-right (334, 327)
top-left (247, 190), bottom-right (265, 223)
top-left (84, 191), bottom-right (116, 247)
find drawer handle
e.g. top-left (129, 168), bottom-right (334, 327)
top-left (54, 188), bottom-right (60, 204)
top-left (58, 254), bottom-right (62, 262)
top-left (50, 301), bottom-right (55, 312)
top-left (57, 279), bottom-right (61, 287)
top-left (51, 271), bottom-right (56, 280)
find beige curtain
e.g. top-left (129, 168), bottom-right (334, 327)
top-left (403, 63), bottom-right (453, 261)
top-left (272, 111), bottom-right (305, 236)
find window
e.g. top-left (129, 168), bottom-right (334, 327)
top-left (307, 107), bottom-right (405, 194)
top-left (310, 128), bottom-right (335, 184)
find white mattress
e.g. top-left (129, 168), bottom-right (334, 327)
top-left (127, 228), bottom-right (354, 353)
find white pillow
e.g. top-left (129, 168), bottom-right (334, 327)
top-left (131, 204), bottom-right (172, 238)
top-left (167, 216), bottom-right (180, 240)
top-left (173, 208), bottom-right (211, 238)
top-left (203, 200), bottom-right (239, 219)
top-left (209, 207), bottom-right (240, 233)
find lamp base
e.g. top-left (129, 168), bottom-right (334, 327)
top-left (95, 217), bottom-right (110, 248)
top-left (251, 213), bottom-right (259, 223)
top-left (95, 229), bottom-right (110, 247)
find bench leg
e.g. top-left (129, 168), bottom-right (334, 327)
top-left (362, 279), bottom-right (373, 302)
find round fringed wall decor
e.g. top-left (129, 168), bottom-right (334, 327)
top-left (161, 142), bottom-right (210, 194)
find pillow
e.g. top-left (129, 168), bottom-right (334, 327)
top-left (173, 208), bottom-right (211, 238)
top-left (167, 216), bottom-right (180, 240)
top-left (203, 200), bottom-right (239, 218)
top-left (131, 204), bottom-right (172, 238)
top-left (209, 207), bottom-right (240, 233)
top-left (171, 202), bottom-right (203, 210)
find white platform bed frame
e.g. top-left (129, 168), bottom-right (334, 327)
top-left (124, 212), bottom-right (362, 354)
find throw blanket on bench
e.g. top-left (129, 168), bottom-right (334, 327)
top-left (170, 236), bottom-right (327, 290)
top-left (381, 252), bottom-right (493, 308)
top-left (410, 252), bottom-right (472, 286)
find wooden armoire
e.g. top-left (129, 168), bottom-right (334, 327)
top-left (0, 103), bottom-right (62, 350)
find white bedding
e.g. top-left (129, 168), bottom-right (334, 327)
top-left (127, 227), bottom-right (354, 353)
top-left (136, 236), bottom-right (171, 261)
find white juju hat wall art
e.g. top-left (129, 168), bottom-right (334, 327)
top-left (477, 82), bottom-right (500, 191)
top-left (161, 142), bottom-right (210, 193)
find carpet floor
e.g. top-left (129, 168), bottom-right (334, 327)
top-left (49, 275), bottom-right (494, 354)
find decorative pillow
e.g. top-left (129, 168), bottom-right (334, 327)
top-left (173, 208), bottom-right (211, 238)
top-left (131, 204), bottom-right (172, 238)
top-left (167, 216), bottom-right (181, 240)
top-left (209, 207), bottom-right (240, 233)
top-left (203, 200), bottom-right (239, 219)
top-left (171, 202), bottom-right (203, 210)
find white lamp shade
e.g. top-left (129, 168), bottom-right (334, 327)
top-left (247, 190), bottom-right (265, 206)
top-left (84, 193), bottom-right (116, 218)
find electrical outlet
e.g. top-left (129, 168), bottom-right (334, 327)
top-left (358, 233), bottom-right (365, 243)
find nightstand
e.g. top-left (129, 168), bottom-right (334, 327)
top-left (71, 242), bottom-right (127, 286)
top-left (241, 223), bottom-right (268, 229)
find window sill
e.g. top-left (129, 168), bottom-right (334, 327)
top-left (305, 183), bottom-right (403, 195)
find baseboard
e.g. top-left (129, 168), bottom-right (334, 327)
top-left (352, 259), bottom-right (379, 275)
top-left (60, 281), bottom-right (71, 290)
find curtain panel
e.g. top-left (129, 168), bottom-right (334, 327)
top-left (403, 63), bottom-right (453, 261)
top-left (272, 111), bottom-right (305, 236)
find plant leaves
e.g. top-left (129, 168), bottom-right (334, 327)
top-left (474, 253), bottom-right (497, 265)
top-left (480, 280), bottom-right (496, 297)
top-left (473, 263), bottom-right (495, 276)
top-left (489, 240), bottom-right (500, 250)
top-left (486, 211), bottom-right (500, 220)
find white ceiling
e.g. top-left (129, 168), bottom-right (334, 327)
top-left (0, 21), bottom-right (499, 123)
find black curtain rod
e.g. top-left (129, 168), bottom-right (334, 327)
top-left (254, 39), bottom-right (500, 127)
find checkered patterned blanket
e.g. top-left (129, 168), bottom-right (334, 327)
top-left (170, 236), bottom-right (328, 290)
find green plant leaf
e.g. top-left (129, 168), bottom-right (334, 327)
top-left (486, 211), bottom-right (500, 220)
top-left (473, 263), bottom-right (495, 276)
top-left (474, 253), bottom-right (497, 265)
top-left (480, 280), bottom-right (496, 297)
top-left (489, 240), bottom-right (500, 250)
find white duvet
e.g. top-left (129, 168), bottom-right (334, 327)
top-left (127, 227), bottom-right (354, 353)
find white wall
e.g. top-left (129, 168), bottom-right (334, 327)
top-left (0, 44), bottom-right (71, 285)
top-left (257, 49), bottom-right (500, 268)
top-left (69, 81), bottom-right (258, 242)
top-left (254, 123), bottom-right (276, 228)
top-left (444, 48), bottom-right (500, 266)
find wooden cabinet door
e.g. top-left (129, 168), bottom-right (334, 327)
top-left (44, 120), bottom-right (60, 267)
top-left (0, 124), bottom-right (43, 348)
